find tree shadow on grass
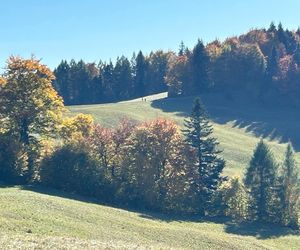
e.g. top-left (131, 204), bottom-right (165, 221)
top-left (21, 184), bottom-right (114, 205)
top-left (224, 220), bottom-right (300, 239)
top-left (2, 183), bottom-right (298, 239)
top-left (138, 210), bottom-right (299, 239)
top-left (150, 93), bottom-right (300, 150)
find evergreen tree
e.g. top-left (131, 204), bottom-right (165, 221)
top-left (277, 22), bottom-right (287, 45)
top-left (114, 56), bottom-right (133, 99)
top-left (279, 143), bottom-right (300, 229)
top-left (178, 41), bottom-right (186, 56)
top-left (102, 61), bottom-right (115, 102)
top-left (268, 22), bottom-right (277, 33)
top-left (296, 27), bottom-right (300, 37)
top-left (189, 40), bottom-right (210, 94)
top-left (146, 50), bottom-right (169, 94)
top-left (53, 60), bottom-right (71, 104)
top-left (244, 140), bottom-right (278, 222)
top-left (183, 97), bottom-right (225, 216)
top-left (293, 43), bottom-right (300, 66)
top-left (135, 51), bottom-right (147, 97)
top-left (266, 46), bottom-right (278, 83)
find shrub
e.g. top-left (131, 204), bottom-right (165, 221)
top-left (39, 141), bottom-right (111, 200)
top-left (0, 134), bottom-right (28, 184)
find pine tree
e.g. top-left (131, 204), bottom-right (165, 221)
top-left (183, 97), bottom-right (225, 216)
top-left (280, 143), bottom-right (300, 229)
top-left (244, 140), bottom-right (278, 222)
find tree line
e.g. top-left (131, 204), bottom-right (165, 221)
top-left (53, 22), bottom-right (300, 106)
top-left (0, 57), bottom-right (299, 229)
top-left (166, 22), bottom-right (300, 106)
top-left (53, 51), bottom-right (170, 105)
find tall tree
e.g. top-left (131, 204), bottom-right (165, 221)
top-left (134, 51), bottom-right (147, 97)
top-left (114, 56), bottom-right (133, 99)
top-left (178, 41), bottom-right (186, 56)
top-left (266, 46), bottom-right (278, 83)
top-left (279, 143), bottom-right (300, 228)
top-left (277, 22), bottom-right (287, 45)
top-left (244, 140), bottom-right (278, 222)
top-left (53, 60), bottom-right (71, 104)
top-left (183, 97), bottom-right (225, 216)
top-left (268, 22), bottom-right (277, 33)
top-left (0, 57), bottom-right (65, 181)
top-left (101, 61), bottom-right (116, 102)
top-left (122, 118), bottom-right (187, 211)
top-left (189, 40), bottom-right (210, 94)
top-left (146, 50), bottom-right (169, 94)
top-left (165, 53), bottom-right (189, 97)
top-left (293, 43), bottom-right (300, 66)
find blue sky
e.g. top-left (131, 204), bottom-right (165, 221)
top-left (1, 0), bottom-right (300, 70)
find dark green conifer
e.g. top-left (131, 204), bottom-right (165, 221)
top-left (244, 140), bottom-right (278, 222)
top-left (279, 143), bottom-right (300, 229)
top-left (183, 97), bottom-right (225, 216)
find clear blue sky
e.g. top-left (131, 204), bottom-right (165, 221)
top-left (1, 0), bottom-right (300, 70)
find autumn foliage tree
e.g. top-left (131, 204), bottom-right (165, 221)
top-left (0, 56), bottom-right (65, 182)
top-left (120, 118), bottom-right (190, 211)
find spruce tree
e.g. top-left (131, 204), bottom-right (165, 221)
top-left (135, 51), bottom-right (147, 97)
top-left (244, 140), bottom-right (278, 222)
top-left (266, 46), bottom-right (278, 83)
top-left (277, 22), bottom-right (287, 45)
top-left (268, 22), bottom-right (277, 33)
top-left (178, 41), bottom-right (186, 56)
top-left (183, 97), bottom-right (225, 216)
top-left (190, 40), bottom-right (210, 94)
top-left (280, 143), bottom-right (300, 229)
top-left (293, 43), bottom-right (300, 66)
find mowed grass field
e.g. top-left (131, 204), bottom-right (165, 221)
top-left (0, 185), bottom-right (299, 249)
top-left (69, 92), bottom-right (300, 177)
top-left (1, 93), bottom-right (300, 249)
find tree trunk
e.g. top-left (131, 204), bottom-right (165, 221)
top-left (20, 118), bottom-right (34, 182)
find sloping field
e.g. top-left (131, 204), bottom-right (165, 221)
top-left (0, 186), bottom-right (299, 249)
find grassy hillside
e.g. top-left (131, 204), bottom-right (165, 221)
top-left (0, 185), bottom-right (299, 249)
top-left (69, 92), bottom-right (300, 176)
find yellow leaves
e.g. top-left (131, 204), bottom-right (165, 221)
top-left (60, 114), bottom-right (94, 141)
top-left (0, 56), bottom-right (65, 140)
top-left (0, 77), bottom-right (6, 86)
top-left (6, 56), bottom-right (55, 80)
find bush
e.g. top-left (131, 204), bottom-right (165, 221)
top-left (0, 134), bottom-right (28, 184)
top-left (211, 177), bottom-right (248, 220)
top-left (39, 141), bottom-right (111, 200)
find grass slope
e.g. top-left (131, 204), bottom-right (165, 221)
top-left (0, 186), bottom-right (299, 249)
top-left (69, 92), bottom-right (300, 176)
